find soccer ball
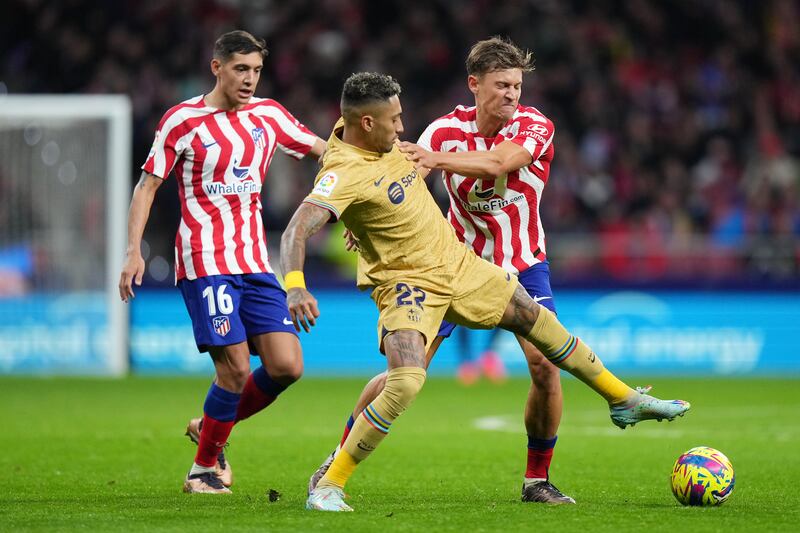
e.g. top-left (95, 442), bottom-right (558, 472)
top-left (670, 446), bottom-right (735, 506)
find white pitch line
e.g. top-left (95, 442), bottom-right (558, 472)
top-left (473, 415), bottom-right (687, 438)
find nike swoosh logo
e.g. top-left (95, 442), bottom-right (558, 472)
top-left (202, 141), bottom-right (217, 149)
top-left (374, 176), bottom-right (385, 186)
top-left (283, 318), bottom-right (293, 325)
top-left (533, 295), bottom-right (552, 303)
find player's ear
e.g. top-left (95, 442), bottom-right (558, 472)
top-left (361, 115), bottom-right (374, 133)
top-left (467, 75), bottom-right (480, 95)
top-left (210, 58), bottom-right (222, 77)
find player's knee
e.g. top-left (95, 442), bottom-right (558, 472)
top-left (391, 370), bottom-right (425, 403)
top-left (355, 371), bottom-right (388, 414)
top-left (268, 357), bottom-right (304, 384)
top-left (217, 364), bottom-right (251, 392)
top-left (380, 367), bottom-right (427, 418)
top-left (367, 371), bottom-right (388, 397)
top-left (525, 344), bottom-right (549, 371)
top-left (528, 354), bottom-right (560, 391)
top-left (372, 371), bottom-right (388, 387)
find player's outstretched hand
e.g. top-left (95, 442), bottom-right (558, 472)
top-left (118, 252), bottom-right (145, 302)
top-left (342, 228), bottom-right (360, 252)
top-left (397, 141), bottom-right (435, 172)
top-left (286, 287), bottom-right (320, 333)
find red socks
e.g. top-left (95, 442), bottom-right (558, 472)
top-left (235, 373), bottom-right (276, 423)
top-left (526, 436), bottom-right (558, 479)
top-left (195, 414), bottom-right (235, 467)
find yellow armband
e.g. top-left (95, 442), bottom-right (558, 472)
top-left (284, 271), bottom-right (306, 290)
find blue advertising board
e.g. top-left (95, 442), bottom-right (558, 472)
top-left (0, 292), bottom-right (111, 374)
top-left (127, 289), bottom-right (800, 376)
top-left (129, 290), bottom-right (381, 375)
top-left (1, 289), bottom-right (796, 376)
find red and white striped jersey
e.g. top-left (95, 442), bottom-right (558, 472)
top-left (143, 95), bottom-right (317, 281)
top-left (417, 104), bottom-right (555, 274)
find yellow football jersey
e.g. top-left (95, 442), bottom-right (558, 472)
top-left (305, 119), bottom-right (463, 289)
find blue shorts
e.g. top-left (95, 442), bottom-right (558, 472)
top-left (438, 261), bottom-right (556, 338)
top-left (178, 272), bottom-right (296, 353)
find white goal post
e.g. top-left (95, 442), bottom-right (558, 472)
top-left (0, 95), bottom-right (131, 375)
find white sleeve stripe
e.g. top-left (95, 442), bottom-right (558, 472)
top-left (280, 146), bottom-right (307, 158)
top-left (522, 137), bottom-right (538, 155)
top-left (540, 130), bottom-right (555, 153)
top-left (257, 106), bottom-right (315, 141)
top-left (514, 111), bottom-right (548, 123)
top-left (147, 116), bottom-right (198, 178)
top-left (432, 116), bottom-right (477, 132)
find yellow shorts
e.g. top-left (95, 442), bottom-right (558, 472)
top-left (371, 244), bottom-right (518, 352)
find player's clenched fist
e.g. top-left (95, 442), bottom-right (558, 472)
top-left (286, 287), bottom-right (320, 333)
top-left (119, 252), bottom-right (145, 302)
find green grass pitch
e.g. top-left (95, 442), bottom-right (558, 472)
top-left (2, 376), bottom-right (799, 531)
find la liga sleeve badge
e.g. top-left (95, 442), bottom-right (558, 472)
top-left (312, 172), bottom-right (338, 197)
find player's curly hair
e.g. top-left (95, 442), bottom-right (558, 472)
top-left (214, 30), bottom-right (268, 62)
top-left (341, 72), bottom-right (402, 119)
top-left (466, 36), bottom-right (535, 76)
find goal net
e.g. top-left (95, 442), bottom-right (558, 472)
top-left (0, 95), bottom-right (131, 375)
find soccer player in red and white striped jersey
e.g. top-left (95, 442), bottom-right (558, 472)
top-left (143, 93), bottom-right (320, 281)
top-left (415, 102), bottom-right (553, 274)
top-left (118, 30), bottom-right (326, 494)
top-left (402, 37), bottom-right (570, 504)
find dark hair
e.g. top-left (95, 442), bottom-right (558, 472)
top-left (341, 72), bottom-right (402, 120)
top-left (466, 37), bottom-right (534, 76)
top-left (213, 30), bottom-right (268, 62)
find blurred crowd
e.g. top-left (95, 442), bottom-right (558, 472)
top-left (2, 0), bottom-right (799, 286)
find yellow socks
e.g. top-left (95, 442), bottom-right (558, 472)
top-left (592, 368), bottom-right (635, 405)
top-left (525, 306), bottom-right (633, 405)
top-left (319, 449), bottom-right (358, 489)
top-left (317, 367), bottom-right (426, 490)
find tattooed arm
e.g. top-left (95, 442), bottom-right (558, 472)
top-left (280, 202), bottom-right (332, 332)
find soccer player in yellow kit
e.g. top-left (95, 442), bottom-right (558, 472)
top-left (280, 72), bottom-right (690, 512)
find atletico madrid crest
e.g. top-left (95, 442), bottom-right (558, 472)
top-left (212, 316), bottom-right (231, 336)
top-left (252, 127), bottom-right (266, 150)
